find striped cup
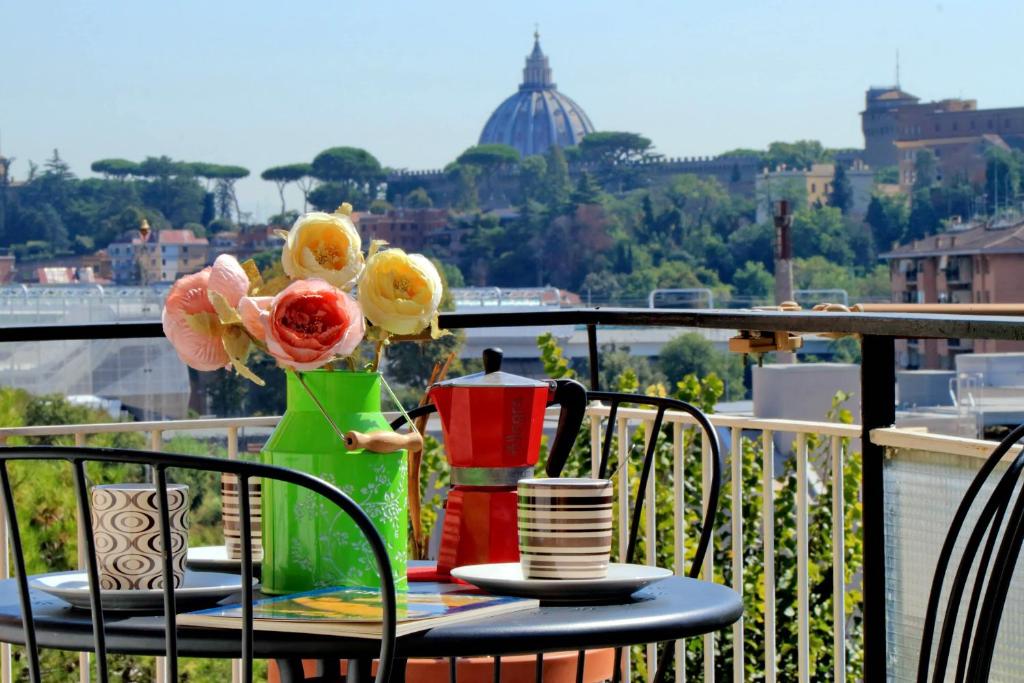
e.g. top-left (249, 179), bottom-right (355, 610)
top-left (517, 478), bottom-right (613, 580)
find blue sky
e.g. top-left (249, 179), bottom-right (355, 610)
top-left (2, 0), bottom-right (1021, 220)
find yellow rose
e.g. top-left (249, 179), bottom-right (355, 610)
top-left (281, 211), bottom-right (364, 289)
top-left (358, 243), bottom-right (443, 336)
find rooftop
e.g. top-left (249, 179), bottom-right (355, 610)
top-left (881, 217), bottom-right (1024, 259)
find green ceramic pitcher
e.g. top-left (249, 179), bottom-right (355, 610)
top-left (261, 370), bottom-right (407, 594)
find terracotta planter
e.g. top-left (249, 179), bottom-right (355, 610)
top-left (267, 648), bottom-right (616, 683)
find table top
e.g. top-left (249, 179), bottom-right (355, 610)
top-left (0, 575), bottom-right (741, 660)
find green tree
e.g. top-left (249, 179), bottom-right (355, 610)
top-left (874, 165), bottom-right (900, 184)
top-left (211, 165), bottom-right (250, 223)
top-left (455, 143), bottom-right (520, 168)
top-left (829, 163), bottom-right (852, 213)
top-left (455, 144), bottom-right (519, 206)
top-left (404, 188), bottom-right (433, 208)
top-left (570, 171), bottom-right (602, 206)
top-left (733, 260), bottom-right (774, 299)
top-left (90, 158), bottom-right (140, 179)
top-left (261, 164), bottom-right (311, 217)
top-left (984, 146), bottom-right (1021, 214)
top-left (447, 163), bottom-right (480, 211)
top-left (542, 145), bottom-right (572, 211)
top-left (578, 131), bottom-right (657, 165)
top-left (139, 171), bottom-right (206, 227)
top-left (907, 188), bottom-right (940, 241)
top-left (579, 131), bottom-right (660, 191)
top-left (309, 182), bottom-right (362, 213)
top-left (311, 147), bottom-right (383, 209)
top-left (765, 140), bottom-right (826, 170)
top-left (518, 155), bottom-right (547, 205)
top-left (727, 221), bottom-right (774, 272)
top-left (865, 194), bottom-right (908, 250)
top-left (912, 149), bottom-right (938, 191)
top-left (791, 206), bottom-right (855, 265)
top-left (658, 332), bottom-right (744, 400)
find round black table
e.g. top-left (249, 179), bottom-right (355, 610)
top-left (0, 575), bottom-right (742, 681)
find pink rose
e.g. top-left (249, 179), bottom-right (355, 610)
top-left (207, 254), bottom-right (249, 308)
top-left (262, 279), bottom-right (365, 371)
top-left (162, 256), bottom-right (253, 372)
top-left (162, 268), bottom-right (231, 371)
top-left (239, 296), bottom-right (272, 342)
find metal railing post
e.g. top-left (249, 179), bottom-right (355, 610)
top-left (587, 324), bottom-right (600, 391)
top-left (860, 335), bottom-right (895, 680)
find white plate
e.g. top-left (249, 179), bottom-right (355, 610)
top-left (450, 563), bottom-right (673, 603)
top-left (29, 570), bottom-right (257, 613)
top-left (186, 545), bottom-right (261, 574)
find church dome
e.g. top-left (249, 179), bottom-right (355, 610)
top-left (479, 33), bottom-right (595, 158)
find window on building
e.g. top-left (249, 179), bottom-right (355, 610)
top-left (810, 183), bottom-right (816, 193)
top-left (952, 122), bottom-right (958, 131)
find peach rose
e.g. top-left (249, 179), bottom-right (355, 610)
top-left (162, 268), bottom-right (230, 371)
top-left (261, 279), bottom-right (365, 371)
top-left (239, 296), bottom-right (272, 342)
top-left (208, 255), bottom-right (249, 307)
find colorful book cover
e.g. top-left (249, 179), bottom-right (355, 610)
top-left (178, 582), bottom-right (537, 638)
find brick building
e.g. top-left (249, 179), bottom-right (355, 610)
top-left (894, 134), bottom-right (1010, 191)
top-left (353, 208), bottom-right (450, 254)
top-left (862, 86), bottom-right (1024, 183)
top-left (881, 217), bottom-right (1024, 368)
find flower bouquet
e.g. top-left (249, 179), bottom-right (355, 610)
top-left (162, 203), bottom-right (444, 592)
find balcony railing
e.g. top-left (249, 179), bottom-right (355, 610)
top-left (1, 307), bottom-right (1024, 682)
top-left (0, 407), bottom-right (861, 682)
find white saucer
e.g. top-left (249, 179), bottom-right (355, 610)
top-left (186, 545), bottom-right (262, 574)
top-left (29, 570), bottom-right (257, 612)
top-left (451, 563), bottom-right (673, 603)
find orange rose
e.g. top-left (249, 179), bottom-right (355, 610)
top-left (262, 279), bottom-right (365, 371)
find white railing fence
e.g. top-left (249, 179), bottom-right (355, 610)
top-left (584, 405), bottom-right (860, 682)
top-left (0, 417), bottom-right (277, 683)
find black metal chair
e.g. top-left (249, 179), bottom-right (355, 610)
top-left (580, 391), bottom-right (723, 683)
top-left (0, 445), bottom-right (397, 683)
top-left (393, 390), bottom-right (723, 683)
top-left (917, 422), bottom-right (1024, 682)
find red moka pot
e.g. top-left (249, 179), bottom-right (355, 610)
top-left (426, 348), bottom-right (587, 578)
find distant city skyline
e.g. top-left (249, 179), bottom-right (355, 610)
top-left (2, 0), bottom-right (1022, 221)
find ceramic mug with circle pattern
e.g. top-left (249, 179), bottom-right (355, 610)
top-left (91, 483), bottom-right (190, 590)
top-left (517, 478), bottom-right (613, 580)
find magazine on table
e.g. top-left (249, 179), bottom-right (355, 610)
top-left (178, 582), bottom-right (538, 638)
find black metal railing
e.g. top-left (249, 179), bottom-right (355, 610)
top-left (3, 306), bottom-right (1024, 680)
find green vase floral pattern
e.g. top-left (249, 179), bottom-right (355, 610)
top-left (261, 371), bottom-right (408, 594)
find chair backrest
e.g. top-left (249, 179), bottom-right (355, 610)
top-left (578, 391), bottom-right (723, 580)
top-left (394, 393), bottom-right (722, 683)
top-left (393, 393), bottom-right (723, 577)
top-left (0, 445), bottom-right (397, 683)
top-left (917, 422), bottom-right (1024, 682)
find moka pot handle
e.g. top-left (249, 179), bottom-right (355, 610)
top-left (545, 378), bottom-right (588, 478)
